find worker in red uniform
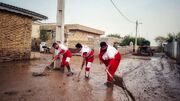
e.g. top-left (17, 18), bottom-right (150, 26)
top-left (49, 41), bottom-right (61, 69)
top-left (99, 42), bottom-right (121, 87)
top-left (75, 43), bottom-right (94, 78)
top-left (52, 42), bottom-right (73, 76)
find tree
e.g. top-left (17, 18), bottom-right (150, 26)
top-left (166, 33), bottom-right (175, 42)
top-left (107, 34), bottom-right (121, 39)
top-left (155, 36), bottom-right (167, 51)
top-left (156, 32), bottom-right (180, 43)
top-left (120, 35), bottom-right (150, 46)
top-left (176, 32), bottom-right (180, 39)
top-left (140, 40), bottom-right (150, 46)
top-left (155, 36), bottom-right (167, 45)
top-left (155, 32), bottom-right (180, 43)
top-left (120, 36), bottom-right (134, 46)
top-left (137, 37), bottom-right (150, 46)
top-left (155, 32), bottom-right (180, 51)
top-left (40, 30), bottom-right (49, 42)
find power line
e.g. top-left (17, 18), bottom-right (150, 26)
top-left (110, 0), bottom-right (135, 24)
top-left (110, 0), bottom-right (142, 52)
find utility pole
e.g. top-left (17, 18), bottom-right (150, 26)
top-left (134, 20), bottom-right (138, 52)
top-left (133, 20), bottom-right (142, 53)
top-left (56, 0), bottom-right (65, 43)
top-left (54, 0), bottom-right (65, 68)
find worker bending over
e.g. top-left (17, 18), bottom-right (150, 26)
top-left (52, 42), bottom-right (73, 76)
top-left (75, 43), bottom-right (94, 78)
top-left (99, 42), bottom-right (121, 87)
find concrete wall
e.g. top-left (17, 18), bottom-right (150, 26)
top-left (117, 46), bottom-right (133, 55)
top-left (0, 11), bottom-right (32, 62)
top-left (100, 37), bottom-right (122, 46)
top-left (164, 40), bottom-right (178, 59)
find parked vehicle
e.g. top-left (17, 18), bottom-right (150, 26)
top-left (40, 42), bottom-right (50, 53)
top-left (137, 45), bottom-right (154, 56)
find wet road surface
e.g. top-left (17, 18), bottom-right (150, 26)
top-left (0, 53), bottom-right (180, 101)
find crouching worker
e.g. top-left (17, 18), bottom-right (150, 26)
top-left (99, 42), bottom-right (121, 87)
top-left (52, 42), bottom-right (73, 76)
top-left (75, 43), bottom-right (94, 79)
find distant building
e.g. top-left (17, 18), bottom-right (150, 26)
top-left (31, 22), bottom-right (41, 51)
top-left (35, 23), bottom-right (104, 54)
top-left (65, 24), bottom-right (104, 49)
top-left (0, 3), bottom-right (47, 62)
top-left (39, 23), bottom-right (56, 47)
top-left (32, 22), bottom-right (41, 39)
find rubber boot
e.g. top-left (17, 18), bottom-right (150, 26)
top-left (66, 65), bottom-right (73, 76)
top-left (85, 71), bottom-right (90, 79)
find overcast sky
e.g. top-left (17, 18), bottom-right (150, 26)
top-left (1, 0), bottom-right (180, 46)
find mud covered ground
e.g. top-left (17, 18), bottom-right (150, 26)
top-left (0, 53), bottom-right (180, 101)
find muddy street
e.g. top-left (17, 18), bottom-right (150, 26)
top-left (0, 53), bottom-right (180, 101)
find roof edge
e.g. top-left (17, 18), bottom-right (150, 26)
top-left (0, 2), bottom-right (48, 20)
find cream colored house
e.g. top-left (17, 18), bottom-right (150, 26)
top-left (37, 23), bottom-right (104, 54)
top-left (65, 24), bottom-right (104, 49)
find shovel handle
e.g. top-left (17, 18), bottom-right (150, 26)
top-left (49, 58), bottom-right (56, 65)
top-left (105, 69), bottom-right (115, 81)
top-left (77, 69), bottom-right (82, 77)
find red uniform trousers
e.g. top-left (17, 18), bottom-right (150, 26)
top-left (103, 53), bottom-right (121, 82)
top-left (61, 50), bottom-right (72, 66)
top-left (85, 50), bottom-right (94, 71)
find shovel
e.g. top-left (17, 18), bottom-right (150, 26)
top-left (106, 69), bottom-right (135, 101)
top-left (76, 68), bottom-right (83, 82)
top-left (32, 59), bottom-right (55, 77)
top-left (105, 69), bottom-right (115, 81)
top-left (76, 61), bottom-right (86, 82)
top-left (105, 69), bottom-right (124, 87)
